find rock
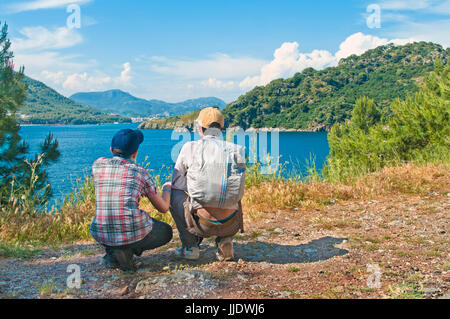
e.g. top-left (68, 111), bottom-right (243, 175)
top-left (274, 228), bottom-right (283, 234)
top-left (428, 192), bottom-right (439, 196)
top-left (250, 284), bottom-right (264, 290)
top-left (135, 270), bottom-right (213, 293)
top-left (276, 291), bottom-right (291, 298)
top-left (118, 285), bottom-right (129, 296)
top-left (423, 287), bottom-right (440, 297)
top-left (388, 219), bottom-right (406, 227)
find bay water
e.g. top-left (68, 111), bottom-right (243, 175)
top-left (19, 124), bottom-right (330, 207)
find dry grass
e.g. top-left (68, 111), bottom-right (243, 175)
top-left (242, 162), bottom-right (449, 221)
top-left (1, 162), bottom-right (448, 249)
top-left (0, 200), bottom-right (94, 246)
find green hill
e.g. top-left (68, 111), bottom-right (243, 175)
top-left (18, 77), bottom-right (131, 125)
top-left (138, 109), bottom-right (201, 130)
top-left (70, 90), bottom-right (226, 117)
top-left (222, 42), bottom-right (449, 131)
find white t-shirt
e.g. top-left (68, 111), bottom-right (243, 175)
top-left (172, 135), bottom-right (244, 210)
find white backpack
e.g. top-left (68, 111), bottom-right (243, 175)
top-left (187, 136), bottom-right (245, 209)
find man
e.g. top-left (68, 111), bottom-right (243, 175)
top-left (170, 107), bottom-right (245, 261)
top-left (90, 129), bottom-right (173, 271)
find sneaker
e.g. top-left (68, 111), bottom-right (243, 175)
top-left (216, 238), bottom-right (234, 262)
top-left (175, 246), bottom-right (200, 260)
top-left (112, 248), bottom-right (137, 272)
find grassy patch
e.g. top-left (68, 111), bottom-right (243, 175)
top-left (387, 282), bottom-right (423, 299)
top-left (0, 242), bottom-right (41, 259)
top-left (287, 266), bottom-right (300, 273)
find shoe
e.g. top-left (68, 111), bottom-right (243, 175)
top-left (175, 246), bottom-right (200, 260)
top-left (216, 238), bottom-right (234, 262)
top-left (112, 248), bottom-right (137, 272)
top-left (102, 254), bottom-right (120, 269)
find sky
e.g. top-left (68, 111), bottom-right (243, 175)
top-left (1, 0), bottom-right (449, 103)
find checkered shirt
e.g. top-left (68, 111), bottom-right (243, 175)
top-left (89, 156), bottom-right (157, 246)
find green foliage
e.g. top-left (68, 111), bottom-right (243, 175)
top-left (0, 21), bottom-right (60, 212)
top-left (19, 76), bottom-right (131, 125)
top-left (325, 60), bottom-right (450, 182)
top-left (223, 42), bottom-right (449, 130)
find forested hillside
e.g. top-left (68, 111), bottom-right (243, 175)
top-left (18, 77), bottom-right (131, 125)
top-left (222, 42), bottom-right (449, 131)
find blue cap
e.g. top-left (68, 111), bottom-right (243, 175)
top-left (111, 129), bottom-right (144, 158)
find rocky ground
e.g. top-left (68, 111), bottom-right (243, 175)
top-left (0, 192), bottom-right (448, 299)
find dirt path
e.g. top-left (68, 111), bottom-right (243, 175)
top-left (1, 193), bottom-right (448, 299)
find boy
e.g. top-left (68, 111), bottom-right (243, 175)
top-left (90, 129), bottom-right (173, 271)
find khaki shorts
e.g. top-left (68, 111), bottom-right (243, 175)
top-left (183, 198), bottom-right (244, 238)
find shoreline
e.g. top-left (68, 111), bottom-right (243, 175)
top-left (19, 123), bottom-right (135, 127)
top-left (140, 127), bottom-right (330, 133)
top-left (20, 123), bottom-right (329, 132)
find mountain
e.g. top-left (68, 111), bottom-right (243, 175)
top-left (70, 90), bottom-right (226, 117)
top-left (221, 42), bottom-right (449, 131)
top-left (19, 76), bottom-right (131, 125)
top-left (138, 109), bottom-right (200, 130)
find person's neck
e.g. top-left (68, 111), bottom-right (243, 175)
top-left (113, 155), bottom-right (134, 162)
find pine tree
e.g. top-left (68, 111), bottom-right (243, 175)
top-left (388, 59), bottom-right (450, 160)
top-left (350, 96), bottom-right (382, 133)
top-left (0, 21), bottom-right (60, 212)
top-left (325, 60), bottom-right (449, 182)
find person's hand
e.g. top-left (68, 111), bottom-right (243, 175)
top-left (162, 182), bottom-right (172, 191)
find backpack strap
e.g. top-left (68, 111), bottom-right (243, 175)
top-left (237, 200), bottom-right (245, 233)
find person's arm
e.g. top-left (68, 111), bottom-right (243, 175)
top-left (171, 143), bottom-right (191, 189)
top-left (149, 182), bottom-right (172, 213)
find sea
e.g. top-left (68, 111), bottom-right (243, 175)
top-left (19, 123), bottom-right (330, 207)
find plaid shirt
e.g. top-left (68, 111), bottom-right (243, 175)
top-left (89, 156), bottom-right (157, 246)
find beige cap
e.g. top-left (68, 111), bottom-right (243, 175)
top-left (197, 107), bottom-right (225, 129)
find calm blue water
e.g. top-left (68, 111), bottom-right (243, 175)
top-left (19, 124), bottom-right (330, 207)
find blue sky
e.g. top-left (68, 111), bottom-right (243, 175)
top-left (1, 0), bottom-right (449, 103)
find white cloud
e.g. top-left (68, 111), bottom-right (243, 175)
top-left (335, 32), bottom-right (414, 60)
top-left (12, 26), bottom-right (83, 51)
top-left (40, 70), bottom-right (65, 84)
top-left (118, 62), bottom-right (132, 85)
top-left (62, 72), bottom-right (112, 91)
top-left (240, 43), bottom-right (337, 89)
top-left (379, 0), bottom-right (450, 14)
top-left (240, 32), bottom-right (416, 90)
top-left (379, 0), bottom-right (434, 11)
top-left (61, 62), bottom-right (132, 93)
top-left (14, 51), bottom-right (92, 75)
top-left (200, 78), bottom-right (235, 90)
top-left (6, 0), bottom-right (92, 13)
top-left (150, 53), bottom-right (267, 79)
top-left (386, 19), bottom-right (450, 48)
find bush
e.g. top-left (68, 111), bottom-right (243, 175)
top-left (325, 61), bottom-right (450, 182)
